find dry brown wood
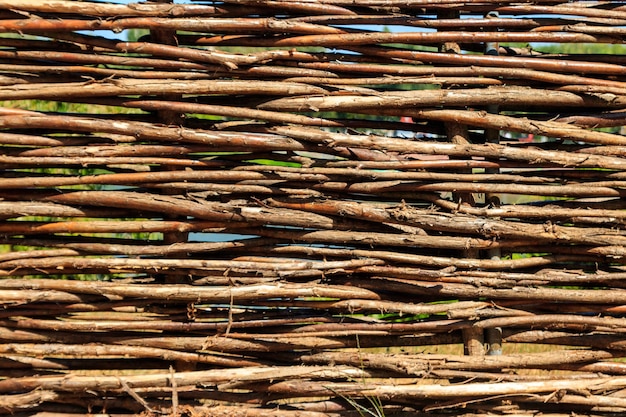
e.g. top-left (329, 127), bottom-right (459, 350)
top-left (350, 44), bottom-right (626, 75)
top-left (244, 228), bottom-right (511, 251)
top-left (0, 220), bottom-right (235, 235)
top-left (1, 1), bottom-right (625, 414)
top-left (0, 155), bottom-right (224, 167)
top-left (299, 349), bottom-right (615, 373)
top-left (0, 79), bottom-right (327, 101)
top-left (1, 317), bottom-right (468, 338)
top-left (312, 180), bottom-right (624, 198)
top-left (283, 75), bottom-right (504, 86)
top-left (0, 365), bottom-right (368, 394)
top-left (356, 277), bottom-right (626, 305)
top-left (425, 195), bottom-right (626, 221)
top-left (287, 60), bottom-right (626, 88)
top-left (270, 125), bottom-right (626, 169)
top-left (356, 266), bottom-right (626, 287)
top-left (1, 0), bottom-right (356, 17)
top-left (475, 314), bottom-right (626, 331)
top-left (0, 17), bottom-right (349, 36)
top-left (0, 62), bottom-right (338, 79)
top-left (258, 86), bottom-right (626, 113)
top-left (0, 279), bottom-right (381, 302)
top-left (498, 4), bottom-right (626, 20)
top-left (275, 31), bottom-right (610, 46)
top-left (266, 104), bottom-right (626, 146)
top-left (243, 376), bottom-right (626, 407)
top-left (266, 198), bottom-right (626, 246)
top-left (0, 343), bottom-right (263, 367)
top-left (5, 237), bottom-right (275, 257)
top-left (2, 164), bottom-right (604, 187)
top-left (0, 325), bottom-right (461, 352)
top-left (0, 0), bottom-right (232, 17)
top-left (0, 115), bottom-right (311, 151)
top-left (226, 0), bottom-right (564, 6)
top-left (260, 244), bottom-right (589, 270)
top-left (0, 390), bottom-right (58, 413)
top-left (114, 99), bottom-right (344, 127)
top-left (32, 191), bottom-right (364, 231)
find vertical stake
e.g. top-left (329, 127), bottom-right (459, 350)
top-left (484, 11), bottom-right (502, 261)
top-left (438, 9), bottom-right (486, 357)
top-left (463, 327), bottom-right (486, 356)
top-left (486, 327), bottom-right (503, 356)
top-left (148, 0), bottom-right (194, 378)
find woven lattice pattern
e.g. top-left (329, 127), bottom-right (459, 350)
top-left (0, 0), bottom-right (626, 415)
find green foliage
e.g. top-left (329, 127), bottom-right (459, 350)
top-left (501, 42), bottom-right (626, 55)
top-left (246, 159), bottom-right (301, 168)
top-left (0, 99), bottom-right (143, 115)
top-left (126, 28), bottom-right (150, 42)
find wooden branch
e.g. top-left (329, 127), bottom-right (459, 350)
top-left (0, 389), bottom-right (58, 413)
top-left (5, 237), bottom-right (276, 257)
top-left (0, 343), bottom-right (262, 368)
top-left (261, 376), bottom-right (626, 403)
top-left (0, 79), bottom-right (327, 101)
top-left (357, 266), bottom-right (626, 287)
top-left (355, 277), bottom-right (626, 305)
top-left (497, 4), bottom-right (626, 20)
top-left (0, 61), bottom-right (337, 79)
top-left (270, 126), bottom-right (626, 169)
top-left (259, 245), bottom-right (588, 271)
top-left (425, 195), bottom-right (626, 221)
top-left (0, 17), bottom-right (347, 36)
top-left (0, 220), bottom-right (235, 235)
top-left (349, 45), bottom-right (626, 76)
top-left (0, 279), bottom-right (382, 302)
top-left (0, 115), bottom-right (310, 151)
top-left (0, 365), bottom-right (369, 394)
top-left (0, 326), bottom-right (462, 352)
top-left (1, 1), bottom-right (626, 414)
top-left (258, 86), bottom-right (626, 113)
top-left (5, 164), bottom-right (617, 190)
top-left (299, 349), bottom-right (615, 373)
top-left (266, 198), bottom-right (626, 246)
top-left (0, 0), bottom-right (234, 17)
top-left (288, 60), bottom-right (626, 88)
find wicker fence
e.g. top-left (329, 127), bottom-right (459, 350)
top-left (1, 0), bottom-right (626, 415)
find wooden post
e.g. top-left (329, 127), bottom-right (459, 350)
top-left (463, 327), bottom-right (485, 356)
top-left (486, 327), bottom-right (503, 356)
top-left (148, 0), bottom-right (192, 380)
top-left (484, 11), bottom-right (503, 263)
top-left (147, 0), bottom-right (188, 250)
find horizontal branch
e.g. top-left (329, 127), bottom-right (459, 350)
top-left (0, 365), bottom-right (368, 394)
top-left (300, 349), bottom-right (614, 373)
top-left (0, 79), bottom-right (327, 101)
top-left (357, 277), bottom-right (626, 305)
top-left (252, 376), bottom-right (626, 406)
top-left (290, 60), bottom-right (626, 88)
top-left (267, 198), bottom-right (626, 246)
top-left (0, 343), bottom-right (262, 368)
top-left (0, 17), bottom-right (346, 36)
top-left (270, 125), bottom-right (626, 169)
top-left (258, 87), bottom-right (626, 113)
top-left (0, 279), bottom-right (381, 302)
top-left (0, 0), bottom-right (236, 17)
top-left (0, 220), bottom-right (240, 235)
top-left (0, 115), bottom-right (310, 151)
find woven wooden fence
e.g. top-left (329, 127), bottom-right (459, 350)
top-left (1, 0), bottom-right (626, 415)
